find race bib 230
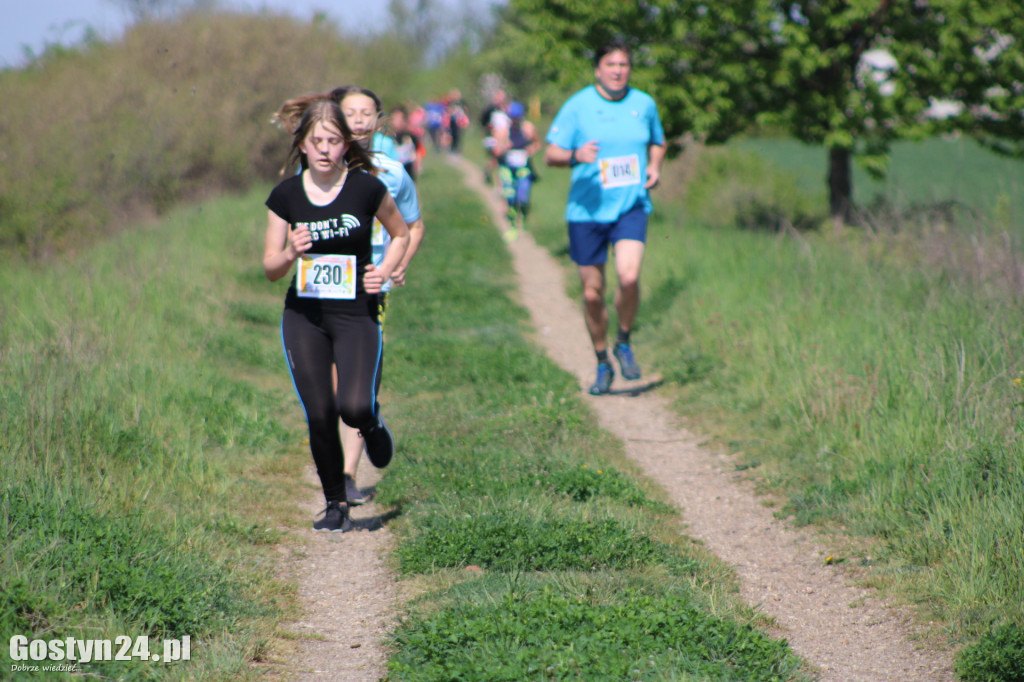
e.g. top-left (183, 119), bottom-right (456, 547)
top-left (296, 253), bottom-right (356, 300)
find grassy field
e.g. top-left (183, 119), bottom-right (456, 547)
top-left (1, 157), bottom-right (813, 679)
top-left (503, 128), bottom-right (1024, 677)
top-left (357, 162), bottom-right (809, 681)
top-left (4, 10), bottom-right (1024, 675)
top-left (0, 191), bottom-right (306, 678)
top-left (735, 136), bottom-right (1024, 234)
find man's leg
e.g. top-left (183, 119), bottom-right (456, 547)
top-left (612, 239), bottom-right (645, 333)
top-left (578, 263), bottom-right (608, 352)
top-left (579, 263), bottom-right (617, 394)
top-left (611, 239), bottom-right (646, 380)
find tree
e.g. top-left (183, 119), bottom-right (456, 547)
top-left (488, 0), bottom-right (781, 150)
top-left (766, 0), bottom-right (1024, 224)
top-left (490, 0), bottom-right (1024, 224)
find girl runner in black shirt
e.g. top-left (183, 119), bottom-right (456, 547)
top-left (263, 99), bottom-right (409, 532)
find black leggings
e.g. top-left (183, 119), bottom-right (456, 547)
top-left (281, 306), bottom-right (382, 502)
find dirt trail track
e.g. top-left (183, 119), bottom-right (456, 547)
top-left (450, 155), bottom-right (955, 682)
top-left (276, 156), bottom-right (957, 682)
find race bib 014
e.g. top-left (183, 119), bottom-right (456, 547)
top-left (599, 154), bottom-right (642, 189)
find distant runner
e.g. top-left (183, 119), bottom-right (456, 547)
top-left (493, 101), bottom-right (540, 242)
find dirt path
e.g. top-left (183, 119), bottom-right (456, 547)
top-left (450, 155), bottom-right (957, 682)
top-left (277, 463), bottom-right (398, 681)
top-left (275, 155), bottom-right (957, 682)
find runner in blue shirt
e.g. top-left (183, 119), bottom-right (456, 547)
top-left (335, 85), bottom-right (425, 503)
top-left (545, 40), bottom-right (666, 395)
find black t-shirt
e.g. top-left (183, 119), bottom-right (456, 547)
top-left (266, 169), bottom-right (388, 314)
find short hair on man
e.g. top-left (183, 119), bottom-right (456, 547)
top-left (593, 39), bottom-right (632, 67)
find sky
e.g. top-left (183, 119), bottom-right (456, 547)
top-left (0, 0), bottom-right (439, 69)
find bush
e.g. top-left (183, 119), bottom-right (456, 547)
top-left (680, 147), bottom-right (821, 232)
top-left (0, 9), bottom-right (393, 256)
top-left (955, 624), bottom-right (1024, 682)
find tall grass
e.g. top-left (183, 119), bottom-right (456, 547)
top-left (519, 134), bottom-right (1024, 654)
top-left (0, 191), bottom-right (303, 678)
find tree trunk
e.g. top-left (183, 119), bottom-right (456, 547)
top-left (828, 146), bottom-right (853, 227)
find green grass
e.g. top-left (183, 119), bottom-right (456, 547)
top-left (391, 574), bottom-right (801, 682)
top-left (735, 136), bottom-right (1024, 233)
top-left (372, 161), bottom-right (809, 680)
top-left (10, 78), bottom-right (1023, 675)
top-left (0, 191), bottom-right (304, 678)
top-left (0, 155), bottom-right (809, 679)
top-left (503, 127), bottom-right (1024, 676)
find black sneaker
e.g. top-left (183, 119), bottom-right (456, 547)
top-left (313, 500), bottom-right (352, 532)
top-left (613, 342), bottom-right (642, 380)
top-left (345, 474), bottom-right (367, 506)
top-left (361, 416), bottom-right (394, 469)
top-left (589, 362), bottom-right (615, 395)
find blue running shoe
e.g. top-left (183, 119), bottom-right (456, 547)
top-left (589, 362), bottom-right (615, 395)
top-left (613, 343), bottom-right (642, 380)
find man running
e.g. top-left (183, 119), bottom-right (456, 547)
top-left (544, 40), bottom-right (666, 395)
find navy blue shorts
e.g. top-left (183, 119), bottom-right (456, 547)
top-left (568, 204), bottom-right (648, 266)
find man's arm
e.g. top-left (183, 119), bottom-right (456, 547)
top-left (546, 140), bottom-right (600, 167)
top-left (646, 143), bottom-right (666, 189)
top-left (545, 143), bottom-right (574, 167)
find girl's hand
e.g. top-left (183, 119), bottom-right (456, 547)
top-left (289, 226), bottom-right (313, 258)
top-left (390, 265), bottom-right (408, 287)
top-left (363, 263), bottom-right (387, 294)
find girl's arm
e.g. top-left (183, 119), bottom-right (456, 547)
top-left (263, 210), bottom-right (311, 281)
top-left (363, 194), bottom-right (410, 293)
top-left (390, 216), bottom-right (425, 287)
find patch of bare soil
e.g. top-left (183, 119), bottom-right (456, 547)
top-left (450, 154), bottom-right (957, 682)
top-left (275, 462), bottom-right (398, 681)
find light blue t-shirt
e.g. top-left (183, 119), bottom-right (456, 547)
top-left (371, 132), bottom-right (399, 162)
top-left (370, 152), bottom-right (420, 293)
top-left (546, 86), bottom-right (665, 223)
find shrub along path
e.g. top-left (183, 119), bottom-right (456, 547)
top-left (451, 155), bottom-right (956, 682)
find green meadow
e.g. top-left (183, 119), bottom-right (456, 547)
top-left (514, 132), bottom-right (1024, 680)
top-left (736, 136), bottom-right (1024, 234)
top-left (3, 10), bottom-right (1024, 681)
top-left (2, 160), bottom-right (809, 679)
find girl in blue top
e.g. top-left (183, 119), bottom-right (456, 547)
top-left (545, 40), bottom-right (666, 395)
